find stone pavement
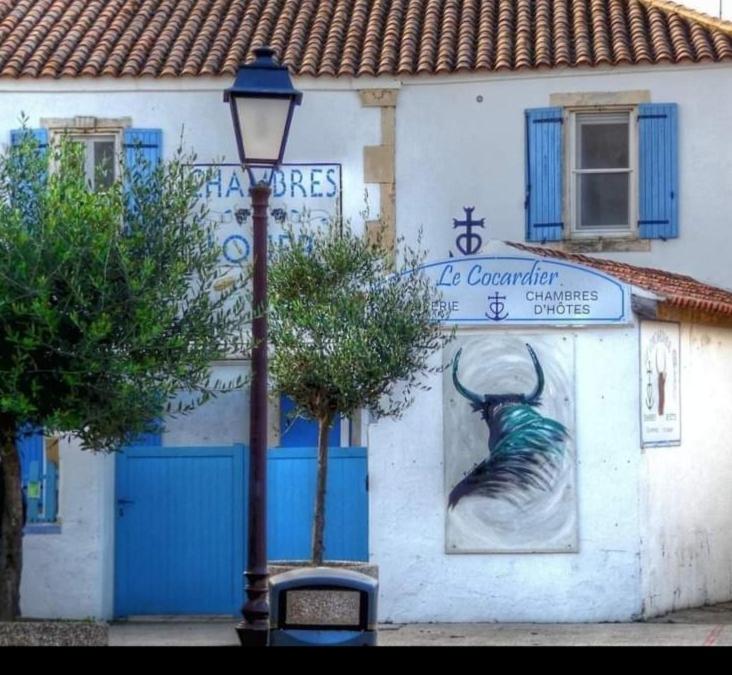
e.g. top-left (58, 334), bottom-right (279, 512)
top-left (108, 602), bottom-right (732, 646)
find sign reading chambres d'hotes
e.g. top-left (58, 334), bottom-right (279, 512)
top-left (193, 163), bottom-right (342, 266)
top-left (414, 255), bottom-right (631, 326)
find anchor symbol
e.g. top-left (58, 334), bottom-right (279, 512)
top-left (485, 292), bottom-right (509, 321)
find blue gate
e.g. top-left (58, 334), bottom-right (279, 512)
top-left (114, 445), bottom-right (245, 617)
top-left (114, 444), bottom-right (368, 617)
top-left (268, 447), bottom-right (368, 562)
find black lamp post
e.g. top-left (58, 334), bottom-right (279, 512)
top-left (224, 46), bottom-right (302, 648)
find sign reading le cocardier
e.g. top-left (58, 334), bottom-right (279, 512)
top-left (418, 255), bottom-right (631, 326)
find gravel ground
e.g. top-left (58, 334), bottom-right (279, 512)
top-left (0, 620), bottom-right (108, 646)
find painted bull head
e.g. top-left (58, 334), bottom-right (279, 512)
top-left (452, 344), bottom-right (545, 414)
top-left (448, 344), bottom-right (568, 508)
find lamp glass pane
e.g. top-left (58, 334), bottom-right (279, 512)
top-left (236, 96), bottom-right (291, 163)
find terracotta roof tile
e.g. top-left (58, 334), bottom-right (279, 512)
top-left (0, 0), bottom-right (731, 79)
top-left (510, 242), bottom-right (732, 318)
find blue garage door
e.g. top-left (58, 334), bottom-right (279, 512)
top-left (114, 445), bottom-right (245, 617)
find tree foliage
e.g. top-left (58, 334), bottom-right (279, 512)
top-left (0, 128), bottom-right (248, 619)
top-left (268, 222), bottom-right (453, 563)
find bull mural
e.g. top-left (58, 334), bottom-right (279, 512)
top-left (448, 344), bottom-right (569, 508)
top-left (445, 336), bottom-right (577, 552)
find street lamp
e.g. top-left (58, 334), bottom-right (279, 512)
top-left (224, 45), bottom-right (302, 647)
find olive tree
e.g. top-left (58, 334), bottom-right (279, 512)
top-left (268, 223), bottom-right (452, 565)
top-left (0, 130), bottom-right (248, 620)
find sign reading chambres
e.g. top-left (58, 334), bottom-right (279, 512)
top-left (193, 163), bottom-right (342, 266)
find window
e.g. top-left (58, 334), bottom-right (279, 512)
top-left (70, 134), bottom-right (117, 190)
top-left (570, 112), bottom-right (635, 235)
top-left (18, 428), bottom-right (59, 525)
top-left (36, 117), bottom-right (135, 191)
top-left (525, 102), bottom-right (678, 246)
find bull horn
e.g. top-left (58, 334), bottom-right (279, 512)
top-left (452, 348), bottom-right (483, 405)
top-left (523, 343), bottom-right (545, 403)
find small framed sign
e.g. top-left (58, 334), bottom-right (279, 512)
top-left (640, 321), bottom-right (681, 447)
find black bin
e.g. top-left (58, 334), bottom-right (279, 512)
top-left (269, 567), bottom-right (378, 646)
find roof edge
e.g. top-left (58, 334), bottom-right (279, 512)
top-left (505, 241), bottom-right (732, 324)
top-left (639, 0), bottom-right (732, 36)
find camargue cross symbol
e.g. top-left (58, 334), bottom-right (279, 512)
top-left (450, 206), bottom-right (485, 257)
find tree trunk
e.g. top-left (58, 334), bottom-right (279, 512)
top-left (0, 414), bottom-right (22, 621)
top-left (311, 415), bottom-right (333, 566)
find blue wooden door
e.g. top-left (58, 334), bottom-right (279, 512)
top-left (114, 445), bottom-right (245, 617)
top-left (267, 447), bottom-right (368, 562)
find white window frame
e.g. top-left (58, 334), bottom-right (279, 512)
top-left (41, 116), bottom-right (130, 189)
top-left (567, 108), bottom-right (638, 238)
top-left (73, 134), bottom-right (119, 190)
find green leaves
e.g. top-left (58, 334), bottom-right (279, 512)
top-left (0, 127), bottom-right (251, 451)
top-left (268, 222), bottom-right (454, 427)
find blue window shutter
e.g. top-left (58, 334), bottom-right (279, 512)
top-left (18, 426), bottom-right (46, 523)
top-left (26, 461), bottom-right (42, 522)
top-left (44, 460), bottom-right (59, 523)
top-left (123, 129), bottom-right (162, 220)
top-left (638, 103), bottom-right (678, 240)
top-left (123, 128), bottom-right (162, 177)
top-left (10, 128), bottom-right (49, 216)
top-left (18, 426), bottom-right (44, 489)
top-left (11, 127), bottom-right (48, 152)
top-left (525, 107), bottom-right (564, 242)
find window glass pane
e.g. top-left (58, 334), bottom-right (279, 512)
top-left (94, 140), bottom-right (116, 189)
top-left (579, 120), bottom-right (629, 169)
top-left (579, 172), bottom-right (629, 228)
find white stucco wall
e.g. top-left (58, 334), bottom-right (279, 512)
top-left (7, 62), bottom-right (732, 621)
top-left (639, 323), bottom-right (732, 618)
top-left (163, 361), bottom-right (251, 447)
top-left (19, 361), bottom-right (250, 620)
top-left (1, 81), bottom-right (378, 619)
top-left (368, 325), bottom-right (643, 623)
top-left (0, 77), bottom-right (380, 227)
top-left (395, 63), bottom-right (732, 289)
top-left (2, 63), bottom-right (732, 289)
top-left (20, 437), bottom-right (115, 619)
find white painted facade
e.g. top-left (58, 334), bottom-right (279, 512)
top-left (639, 323), bottom-right (732, 617)
top-left (394, 64), bottom-right (732, 288)
top-left (370, 324), bottom-right (644, 622)
top-left (1, 63), bottom-right (732, 286)
top-left (20, 363), bottom-right (250, 619)
top-left (368, 316), bottom-right (732, 622)
top-left (9, 61), bottom-right (732, 620)
top-left (21, 439), bottom-right (115, 620)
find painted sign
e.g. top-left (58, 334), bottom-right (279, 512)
top-left (418, 255), bottom-right (630, 325)
top-left (640, 321), bottom-right (681, 447)
top-left (445, 334), bottom-right (578, 553)
top-left (193, 163), bottom-right (342, 265)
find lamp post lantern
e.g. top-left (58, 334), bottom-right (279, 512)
top-left (224, 45), bottom-right (302, 647)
